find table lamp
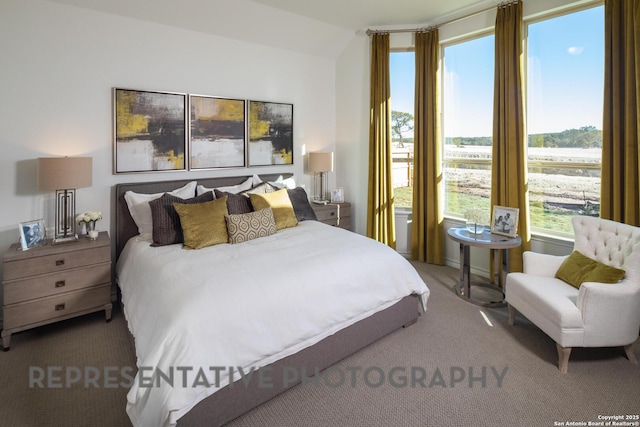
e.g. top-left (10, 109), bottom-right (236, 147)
top-left (308, 152), bottom-right (334, 204)
top-left (37, 157), bottom-right (93, 244)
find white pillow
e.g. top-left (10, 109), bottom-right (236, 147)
top-left (251, 174), bottom-right (263, 187)
top-left (196, 177), bottom-right (253, 197)
top-left (269, 175), bottom-right (296, 190)
top-left (124, 181), bottom-right (197, 241)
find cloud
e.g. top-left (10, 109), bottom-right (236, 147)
top-left (567, 46), bottom-right (584, 55)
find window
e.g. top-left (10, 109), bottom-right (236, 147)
top-left (442, 34), bottom-right (495, 218)
top-left (389, 4), bottom-right (603, 236)
top-left (526, 6), bottom-right (604, 235)
top-left (390, 51), bottom-right (415, 210)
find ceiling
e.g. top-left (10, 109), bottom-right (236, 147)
top-left (251, 0), bottom-right (494, 31)
top-left (45, 0), bottom-right (496, 58)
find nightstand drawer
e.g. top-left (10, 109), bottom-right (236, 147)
top-left (338, 216), bottom-right (352, 230)
top-left (3, 263), bottom-right (111, 304)
top-left (3, 245), bottom-right (110, 281)
top-left (314, 207), bottom-right (337, 222)
top-left (3, 284), bottom-right (111, 330)
top-left (338, 204), bottom-right (351, 218)
top-left (320, 218), bottom-right (339, 226)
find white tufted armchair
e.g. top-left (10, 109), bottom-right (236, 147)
top-left (505, 216), bottom-right (640, 373)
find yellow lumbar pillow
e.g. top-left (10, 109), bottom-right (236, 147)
top-left (555, 250), bottom-right (625, 288)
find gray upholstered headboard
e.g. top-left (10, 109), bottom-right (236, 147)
top-left (113, 173), bottom-right (292, 260)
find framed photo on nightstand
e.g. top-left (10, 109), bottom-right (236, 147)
top-left (331, 187), bottom-right (344, 203)
top-left (19, 218), bottom-right (46, 251)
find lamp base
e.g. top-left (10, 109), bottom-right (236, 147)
top-left (312, 199), bottom-right (329, 205)
top-left (52, 234), bottom-right (79, 245)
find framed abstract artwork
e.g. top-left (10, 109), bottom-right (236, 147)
top-left (189, 95), bottom-right (246, 170)
top-left (248, 100), bottom-right (293, 166)
top-left (113, 88), bottom-right (187, 174)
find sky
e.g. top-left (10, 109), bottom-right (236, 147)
top-left (390, 5), bottom-right (604, 138)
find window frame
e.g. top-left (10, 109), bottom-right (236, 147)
top-left (523, 3), bottom-right (604, 238)
top-left (440, 30), bottom-right (495, 221)
top-left (387, 1), bottom-right (605, 240)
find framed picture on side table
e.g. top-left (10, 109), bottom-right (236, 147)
top-left (331, 187), bottom-right (344, 203)
top-left (491, 206), bottom-right (519, 238)
top-left (19, 218), bottom-right (46, 251)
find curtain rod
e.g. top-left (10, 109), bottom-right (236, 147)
top-left (365, 0), bottom-right (519, 36)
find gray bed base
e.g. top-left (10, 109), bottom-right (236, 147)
top-left (113, 173), bottom-right (420, 426)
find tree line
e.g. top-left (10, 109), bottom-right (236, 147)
top-left (392, 110), bottom-right (602, 149)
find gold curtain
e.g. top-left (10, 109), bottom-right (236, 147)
top-left (411, 29), bottom-right (445, 264)
top-left (490, 0), bottom-right (530, 275)
top-left (600, 0), bottom-right (640, 225)
top-left (367, 33), bottom-right (396, 248)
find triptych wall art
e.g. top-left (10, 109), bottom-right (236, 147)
top-left (113, 88), bottom-right (293, 174)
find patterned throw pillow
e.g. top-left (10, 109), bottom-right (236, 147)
top-left (225, 208), bottom-right (277, 244)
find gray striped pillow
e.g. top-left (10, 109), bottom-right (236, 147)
top-left (150, 192), bottom-right (214, 246)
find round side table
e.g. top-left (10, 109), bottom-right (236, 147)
top-left (447, 226), bottom-right (522, 307)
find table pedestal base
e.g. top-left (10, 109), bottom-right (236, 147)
top-left (447, 227), bottom-right (521, 309)
top-left (454, 281), bottom-right (506, 308)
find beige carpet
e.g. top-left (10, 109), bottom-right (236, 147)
top-left (1, 262), bottom-right (638, 427)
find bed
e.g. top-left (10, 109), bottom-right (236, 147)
top-left (114, 173), bottom-right (430, 427)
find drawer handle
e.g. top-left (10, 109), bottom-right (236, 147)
top-left (55, 260), bottom-right (65, 266)
top-left (330, 212), bottom-right (335, 216)
top-left (55, 280), bottom-right (66, 288)
top-left (55, 303), bottom-right (65, 311)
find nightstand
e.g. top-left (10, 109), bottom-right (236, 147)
top-left (1, 231), bottom-right (112, 351)
top-left (312, 202), bottom-right (352, 231)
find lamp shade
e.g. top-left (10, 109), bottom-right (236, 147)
top-left (308, 152), bottom-right (334, 173)
top-left (37, 157), bottom-right (92, 191)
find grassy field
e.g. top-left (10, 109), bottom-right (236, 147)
top-left (394, 186), bottom-right (576, 234)
top-left (392, 146), bottom-right (600, 235)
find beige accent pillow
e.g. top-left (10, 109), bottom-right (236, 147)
top-left (249, 189), bottom-right (298, 230)
top-left (226, 208), bottom-right (277, 244)
top-left (173, 195), bottom-right (229, 249)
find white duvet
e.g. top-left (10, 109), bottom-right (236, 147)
top-left (116, 220), bottom-right (429, 427)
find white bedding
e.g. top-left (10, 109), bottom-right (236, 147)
top-left (116, 220), bottom-right (429, 427)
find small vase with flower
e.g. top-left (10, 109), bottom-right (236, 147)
top-left (464, 208), bottom-right (489, 235)
top-left (76, 211), bottom-right (102, 240)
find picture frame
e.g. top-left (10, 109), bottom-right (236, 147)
top-left (491, 206), bottom-right (519, 237)
top-left (19, 218), bottom-right (46, 251)
top-left (189, 95), bottom-right (246, 170)
top-left (248, 100), bottom-right (293, 166)
top-left (113, 88), bottom-right (187, 174)
top-left (331, 187), bottom-right (344, 203)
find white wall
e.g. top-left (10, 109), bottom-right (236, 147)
top-left (0, 0), bottom-right (337, 317)
top-left (335, 34), bottom-right (370, 234)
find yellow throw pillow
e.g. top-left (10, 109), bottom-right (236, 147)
top-left (555, 250), bottom-right (625, 288)
top-left (173, 195), bottom-right (229, 249)
top-left (249, 188), bottom-right (298, 231)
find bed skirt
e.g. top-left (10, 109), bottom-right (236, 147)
top-left (173, 294), bottom-right (420, 426)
